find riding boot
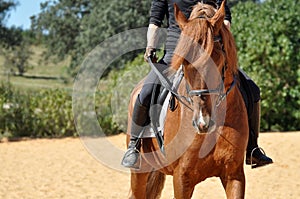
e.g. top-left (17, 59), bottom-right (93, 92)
top-left (246, 101), bottom-right (273, 167)
top-left (121, 96), bottom-right (150, 169)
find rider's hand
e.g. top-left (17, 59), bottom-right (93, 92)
top-left (144, 47), bottom-right (157, 63)
top-left (144, 24), bottom-right (159, 62)
top-left (224, 20), bottom-right (231, 30)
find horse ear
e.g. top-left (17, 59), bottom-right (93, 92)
top-left (174, 3), bottom-right (187, 30)
top-left (210, 0), bottom-right (226, 33)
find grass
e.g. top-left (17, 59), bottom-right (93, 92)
top-left (0, 45), bottom-right (73, 91)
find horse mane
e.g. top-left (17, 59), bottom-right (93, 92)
top-left (172, 3), bottom-right (238, 75)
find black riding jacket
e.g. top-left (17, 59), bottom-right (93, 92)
top-left (149, 0), bottom-right (231, 64)
top-left (149, 0), bottom-right (231, 28)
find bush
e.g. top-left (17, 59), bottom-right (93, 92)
top-left (0, 84), bottom-right (76, 138)
top-left (232, 0), bottom-right (300, 131)
top-left (0, 75), bottom-right (132, 138)
top-left (95, 53), bottom-right (150, 133)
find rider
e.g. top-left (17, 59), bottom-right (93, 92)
top-left (121, 0), bottom-right (273, 169)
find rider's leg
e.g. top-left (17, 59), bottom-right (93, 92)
top-left (121, 94), bottom-right (150, 169)
top-left (121, 70), bottom-right (158, 169)
top-left (246, 82), bottom-right (273, 167)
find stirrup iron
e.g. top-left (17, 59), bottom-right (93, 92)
top-left (249, 147), bottom-right (266, 169)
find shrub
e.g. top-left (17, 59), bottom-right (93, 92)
top-left (232, 0), bottom-right (300, 131)
top-left (110, 54), bottom-right (150, 131)
top-left (0, 84), bottom-right (76, 138)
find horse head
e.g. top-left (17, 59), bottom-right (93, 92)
top-left (172, 1), bottom-right (238, 133)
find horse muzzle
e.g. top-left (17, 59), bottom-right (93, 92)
top-left (192, 116), bottom-right (216, 134)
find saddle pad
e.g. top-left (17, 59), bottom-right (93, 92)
top-left (141, 93), bottom-right (172, 138)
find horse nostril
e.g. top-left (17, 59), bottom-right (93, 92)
top-left (193, 119), bottom-right (208, 132)
top-left (200, 95), bottom-right (207, 101)
top-left (199, 122), bottom-right (206, 129)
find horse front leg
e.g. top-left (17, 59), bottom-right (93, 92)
top-left (220, 166), bottom-right (246, 199)
top-left (130, 172), bottom-right (150, 199)
top-left (173, 170), bottom-right (195, 199)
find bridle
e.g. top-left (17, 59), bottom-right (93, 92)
top-left (184, 35), bottom-right (236, 107)
top-left (185, 67), bottom-right (237, 108)
top-left (148, 34), bottom-right (236, 111)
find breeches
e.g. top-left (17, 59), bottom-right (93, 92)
top-left (138, 69), bottom-right (159, 107)
top-left (138, 60), bottom-right (168, 107)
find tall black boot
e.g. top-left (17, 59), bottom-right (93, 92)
top-left (121, 96), bottom-right (150, 169)
top-left (246, 101), bottom-right (273, 168)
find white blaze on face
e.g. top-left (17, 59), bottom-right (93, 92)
top-left (192, 98), bottom-right (214, 133)
top-left (198, 108), bottom-right (209, 129)
top-left (198, 108), bottom-right (206, 128)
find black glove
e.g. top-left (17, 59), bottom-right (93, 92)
top-left (144, 47), bottom-right (157, 63)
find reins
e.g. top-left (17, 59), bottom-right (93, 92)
top-left (147, 34), bottom-right (236, 111)
top-left (147, 57), bottom-right (193, 111)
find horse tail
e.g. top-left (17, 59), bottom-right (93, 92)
top-left (146, 170), bottom-right (166, 199)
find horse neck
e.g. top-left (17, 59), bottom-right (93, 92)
top-left (223, 68), bottom-right (235, 89)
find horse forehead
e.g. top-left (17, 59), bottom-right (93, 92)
top-left (184, 64), bottom-right (206, 77)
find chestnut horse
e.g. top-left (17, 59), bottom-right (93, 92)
top-left (126, 1), bottom-right (248, 198)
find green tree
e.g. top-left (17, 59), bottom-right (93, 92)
top-left (31, 0), bottom-right (90, 61)
top-left (1, 0), bottom-right (32, 75)
top-left (0, 0), bottom-right (16, 22)
top-left (3, 39), bottom-right (31, 75)
top-left (72, 0), bottom-right (151, 75)
top-left (32, 0), bottom-right (261, 76)
top-left (232, 0), bottom-right (300, 131)
top-left (227, 0), bottom-right (260, 7)
top-left (32, 0), bottom-right (151, 76)
top-left (0, 0), bottom-right (22, 47)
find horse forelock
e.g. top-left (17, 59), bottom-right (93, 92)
top-left (189, 2), bottom-right (216, 20)
top-left (172, 17), bottom-right (214, 72)
top-left (172, 3), bottom-right (215, 71)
